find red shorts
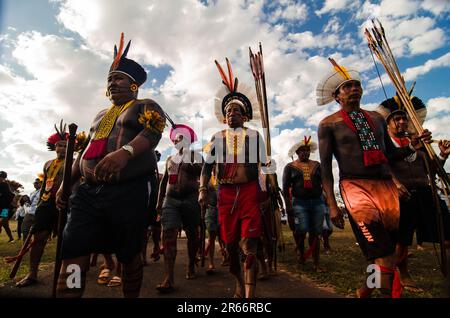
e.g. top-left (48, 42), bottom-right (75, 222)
top-left (218, 180), bottom-right (262, 244)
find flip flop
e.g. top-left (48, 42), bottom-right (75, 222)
top-left (97, 268), bottom-right (111, 285)
top-left (107, 276), bottom-right (122, 287)
top-left (15, 277), bottom-right (37, 288)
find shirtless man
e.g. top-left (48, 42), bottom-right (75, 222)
top-left (316, 59), bottom-right (431, 297)
top-left (283, 137), bottom-right (325, 271)
top-left (199, 59), bottom-right (268, 298)
top-left (16, 123), bottom-right (67, 287)
top-left (55, 34), bottom-right (165, 298)
top-left (156, 125), bottom-right (203, 293)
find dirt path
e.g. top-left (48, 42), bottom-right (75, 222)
top-left (0, 238), bottom-right (340, 298)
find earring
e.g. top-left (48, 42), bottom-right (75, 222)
top-left (130, 83), bottom-right (138, 92)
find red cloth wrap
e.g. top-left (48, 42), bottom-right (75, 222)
top-left (218, 181), bottom-right (262, 244)
top-left (83, 138), bottom-right (107, 160)
top-left (379, 265), bottom-right (403, 298)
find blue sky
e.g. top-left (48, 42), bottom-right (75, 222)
top-left (0, 0), bottom-right (449, 192)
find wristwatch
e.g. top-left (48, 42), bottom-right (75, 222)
top-left (122, 144), bottom-right (134, 157)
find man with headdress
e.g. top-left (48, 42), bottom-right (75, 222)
top-left (283, 136), bottom-right (326, 272)
top-left (16, 122), bottom-right (68, 287)
top-left (155, 124), bottom-right (203, 293)
top-left (55, 33), bottom-right (166, 298)
top-left (376, 95), bottom-right (450, 291)
top-left (198, 59), bottom-right (268, 298)
top-left (316, 58), bottom-right (432, 298)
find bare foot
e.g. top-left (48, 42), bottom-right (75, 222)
top-left (313, 265), bottom-right (326, 273)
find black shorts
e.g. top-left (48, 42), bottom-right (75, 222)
top-left (32, 200), bottom-right (58, 234)
top-left (398, 188), bottom-right (450, 246)
top-left (347, 213), bottom-right (397, 261)
top-left (61, 178), bottom-right (149, 264)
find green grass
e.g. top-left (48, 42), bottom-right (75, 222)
top-left (0, 220), bottom-right (57, 286)
top-left (277, 219), bottom-right (450, 298)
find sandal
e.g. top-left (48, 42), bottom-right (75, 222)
top-left (15, 277), bottom-right (37, 288)
top-left (156, 283), bottom-right (175, 294)
top-left (107, 276), bottom-right (122, 287)
top-left (97, 268), bottom-right (111, 285)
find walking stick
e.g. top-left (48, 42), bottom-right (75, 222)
top-left (200, 206), bottom-right (206, 268)
top-left (8, 226), bottom-right (34, 279)
top-left (51, 123), bottom-right (77, 298)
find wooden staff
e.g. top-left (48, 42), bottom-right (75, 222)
top-left (52, 123), bottom-right (77, 298)
top-left (8, 226), bottom-right (35, 279)
top-left (249, 43), bottom-right (286, 272)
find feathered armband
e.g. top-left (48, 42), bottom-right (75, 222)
top-left (138, 110), bottom-right (166, 134)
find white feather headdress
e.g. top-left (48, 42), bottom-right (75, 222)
top-left (316, 58), bottom-right (361, 106)
top-left (288, 136), bottom-right (318, 158)
top-left (214, 58), bottom-right (260, 123)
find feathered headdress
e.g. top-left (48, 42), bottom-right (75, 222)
top-left (376, 95), bottom-right (427, 133)
top-left (213, 58), bottom-right (259, 123)
top-left (316, 58), bottom-right (361, 106)
top-left (288, 136), bottom-right (318, 158)
top-left (163, 111), bottom-right (197, 144)
top-left (47, 119), bottom-right (69, 151)
top-left (109, 33), bottom-right (147, 86)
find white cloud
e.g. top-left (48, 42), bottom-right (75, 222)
top-left (421, 0), bottom-right (450, 16)
top-left (360, 16), bottom-right (446, 57)
top-left (379, 0), bottom-right (420, 17)
top-left (366, 52), bottom-right (450, 91)
top-left (315, 0), bottom-right (353, 16)
top-left (403, 52), bottom-right (450, 81)
top-left (408, 28), bottom-right (446, 55)
top-left (426, 97), bottom-right (450, 119)
top-left (269, 1), bottom-right (308, 23)
top-left (287, 31), bottom-right (352, 50)
top-left (323, 16), bottom-right (341, 33)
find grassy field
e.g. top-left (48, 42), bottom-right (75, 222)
top-left (0, 220), bottom-right (57, 287)
top-left (277, 219), bottom-right (450, 298)
top-left (1, 219), bottom-right (449, 297)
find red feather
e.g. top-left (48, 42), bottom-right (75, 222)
top-left (215, 60), bottom-right (231, 92)
top-left (112, 33), bottom-right (125, 70)
top-left (225, 58), bottom-right (234, 92)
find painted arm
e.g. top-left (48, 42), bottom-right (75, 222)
top-left (318, 122), bottom-right (344, 229)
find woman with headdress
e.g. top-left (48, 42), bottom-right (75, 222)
top-left (282, 136), bottom-right (326, 272)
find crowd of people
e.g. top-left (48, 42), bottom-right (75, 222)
top-left (1, 34), bottom-right (449, 299)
